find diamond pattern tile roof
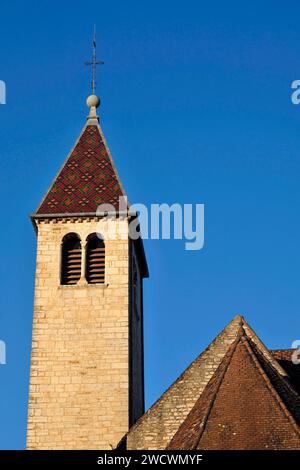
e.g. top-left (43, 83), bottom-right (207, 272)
top-left (36, 124), bottom-right (125, 215)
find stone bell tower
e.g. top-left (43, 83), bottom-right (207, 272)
top-left (26, 87), bottom-right (148, 449)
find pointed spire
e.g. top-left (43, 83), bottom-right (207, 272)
top-left (35, 122), bottom-right (125, 216)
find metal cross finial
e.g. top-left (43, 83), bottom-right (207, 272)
top-left (85, 25), bottom-right (104, 95)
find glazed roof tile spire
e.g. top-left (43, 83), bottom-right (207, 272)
top-left (35, 96), bottom-right (126, 216)
top-left (35, 29), bottom-right (125, 217)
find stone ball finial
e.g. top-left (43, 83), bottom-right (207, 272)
top-left (86, 94), bottom-right (100, 109)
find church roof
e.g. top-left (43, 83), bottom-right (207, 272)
top-left (168, 328), bottom-right (300, 450)
top-left (271, 349), bottom-right (300, 395)
top-left (35, 118), bottom-right (125, 216)
top-left (121, 315), bottom-right (300, 450)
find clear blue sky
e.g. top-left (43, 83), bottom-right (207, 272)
top-left (1, 0), bottom-right (300, 449)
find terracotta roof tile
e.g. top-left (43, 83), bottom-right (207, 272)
top-left (122, 316), bottom-right (300, 450)
top-left (168, 330), bottom-right (300, 450)
top-left (271, 349), bottom-right (300, 396)
top-left (123, 315), bottom-right (244, 450)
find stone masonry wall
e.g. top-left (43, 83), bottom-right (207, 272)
top-left (27, 218), bottom-right (131, 449)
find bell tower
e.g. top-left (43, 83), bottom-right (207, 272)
top-left (26, 83), bottom-right (148, 449)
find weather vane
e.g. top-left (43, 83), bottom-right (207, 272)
top-left (85, 25), bottom-right (104, 95)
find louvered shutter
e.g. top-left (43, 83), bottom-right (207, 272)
top-left (61, 234), bottom-right (82, 285)
top-left (86, 235), bottom-right (105, 284)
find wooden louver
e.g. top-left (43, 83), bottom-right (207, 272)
top-left (61, 234), bottom-right (82, 285)
top-left (86, 235), bottom-right (105, 284)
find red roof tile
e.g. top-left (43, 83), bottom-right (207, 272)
top-left (36, 124), bottom-right (124, 215)
top-left (122, 316), bottom-right (300, 450)
top-left (271, 349), bottom-right (300, 396)
top-left (168, 330), bottom-right (300, 450)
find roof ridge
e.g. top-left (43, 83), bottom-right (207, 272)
top-left (193, 325), bottom-right (244, 449)
top-left (241, 333), bottom-right (300, 438)
top-left (241, 319), bottom-right (288, 378)
top-left (271, 348), bottom-right (296, 351)
top-left (249, 340), bottom-right (300, 402)
top-left (121, 315), bottom-right (243, 443)
top-left (97, 123), bottom-right (127, 204)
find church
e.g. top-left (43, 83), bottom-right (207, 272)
top-left (26, 79), bottom-right (300, 450)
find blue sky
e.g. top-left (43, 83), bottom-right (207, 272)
top-left (1, 0), bottom-right (300, 449)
